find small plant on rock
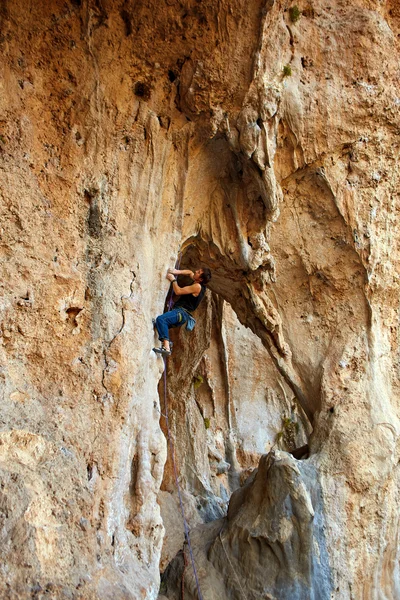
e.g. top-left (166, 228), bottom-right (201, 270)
top-left (275, 414), bottom-right (300, 450)
top-left (283, 64), bottom-right (292, 77)
top-left (193, 374), bottom-right (204, 390)
top-left (204, 417), bottom-right (210, 429)
top-left (289, 5), bottom-right (301, 23)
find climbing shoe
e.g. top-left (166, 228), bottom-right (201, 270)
top-left (153, 346), bottom-right (171, 356)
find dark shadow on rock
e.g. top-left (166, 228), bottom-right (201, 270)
top-left (162, 450), bottom-right (332, 600)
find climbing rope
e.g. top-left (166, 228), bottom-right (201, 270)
top-left (158, 248), bottom-right (203, 598)
top-left (162, 358), bottom-right (204, 600)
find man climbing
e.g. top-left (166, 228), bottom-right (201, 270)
top-left (153, 266), bottom-right (212, 356)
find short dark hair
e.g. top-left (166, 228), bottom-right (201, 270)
top-left (200, 267), bottom-right (212, 285)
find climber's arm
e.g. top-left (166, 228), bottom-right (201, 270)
top-left (166, 273), bottom-right (201, 297)
top-left (168, 268), bottom-right (194, 278)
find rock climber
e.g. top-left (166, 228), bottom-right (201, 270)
top-left (153, 266), bottom-right (212, 356)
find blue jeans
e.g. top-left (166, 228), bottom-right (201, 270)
top-left (155, 308), bottom-right (188, 342)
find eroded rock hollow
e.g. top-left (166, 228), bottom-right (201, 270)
top-left (1, 0), bottom-right (399, 598)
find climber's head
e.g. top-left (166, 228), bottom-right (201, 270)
top-left (194, 267), bottom-right (212, 285)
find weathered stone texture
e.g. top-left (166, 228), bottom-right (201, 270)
top-left (0, 0), bottom-right (399, 599)
top-left (163, 451), bottom-right (332, 600)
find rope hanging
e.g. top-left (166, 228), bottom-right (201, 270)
top-left (162, 357), bottom-right (204, 600)
top-left (159, 248), bottom-right (203, 599)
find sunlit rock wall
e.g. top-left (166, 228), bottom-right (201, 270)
top-left (0, 0), bottom-right (399, 599)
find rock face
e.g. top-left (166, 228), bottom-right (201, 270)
top-left (163, 451), bottom-right (332, 600)
top-left (0, 0), bottom-right (399, 599)
top-left (158, 296), bottom-right (309, 574)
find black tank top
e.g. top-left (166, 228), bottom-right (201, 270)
top-left (174, 284), bottom-right (206, 314)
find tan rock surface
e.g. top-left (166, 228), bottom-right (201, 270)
top-left (0, 0), bottom-right (399, 598)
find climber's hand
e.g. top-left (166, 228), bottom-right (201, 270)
top-left (168, 268), bottom-right (178, 275)
top-left (166, 272), bottom-right (176, 282)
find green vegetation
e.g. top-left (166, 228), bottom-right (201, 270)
top-left (193, 374), bottom-right (204, 390)
top-left (289, 5), bottom-right (301, 23)
top-left (204, 418), bottom-right (210, 429)
top-left (282, 416), bottom-right (299, 432)
top-left (275, 414), bottom-right (299, 446)
top-left (283, 65), bottom-right (292, 77)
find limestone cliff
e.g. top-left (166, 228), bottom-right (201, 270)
top-left (0, 0), bottom-right (399, 599)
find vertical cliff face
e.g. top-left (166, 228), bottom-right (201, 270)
top-left (0, 0), bottom-right (399, 598)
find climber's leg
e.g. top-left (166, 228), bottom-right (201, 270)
top-left (153, 309), bottom-right (185, 354)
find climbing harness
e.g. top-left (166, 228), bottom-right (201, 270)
top-left (153, 250), bottom-right (182, 356)
top-left (162, 357), bottom-right (204, 600)
top-left (154, 248), bottom-right (200, 355)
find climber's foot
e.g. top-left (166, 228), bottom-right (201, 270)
top-left (153, 346), bottom-right (171, 356)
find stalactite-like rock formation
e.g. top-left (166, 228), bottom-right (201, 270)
top-left (0, 0), bottom-right (399, 599)
top-left (163, 451), bottom-right (332, 600)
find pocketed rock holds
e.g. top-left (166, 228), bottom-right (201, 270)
top-left (163, 451), bottom-right (332, 600)
top-left (1, 0), bottom-right (400, 597)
